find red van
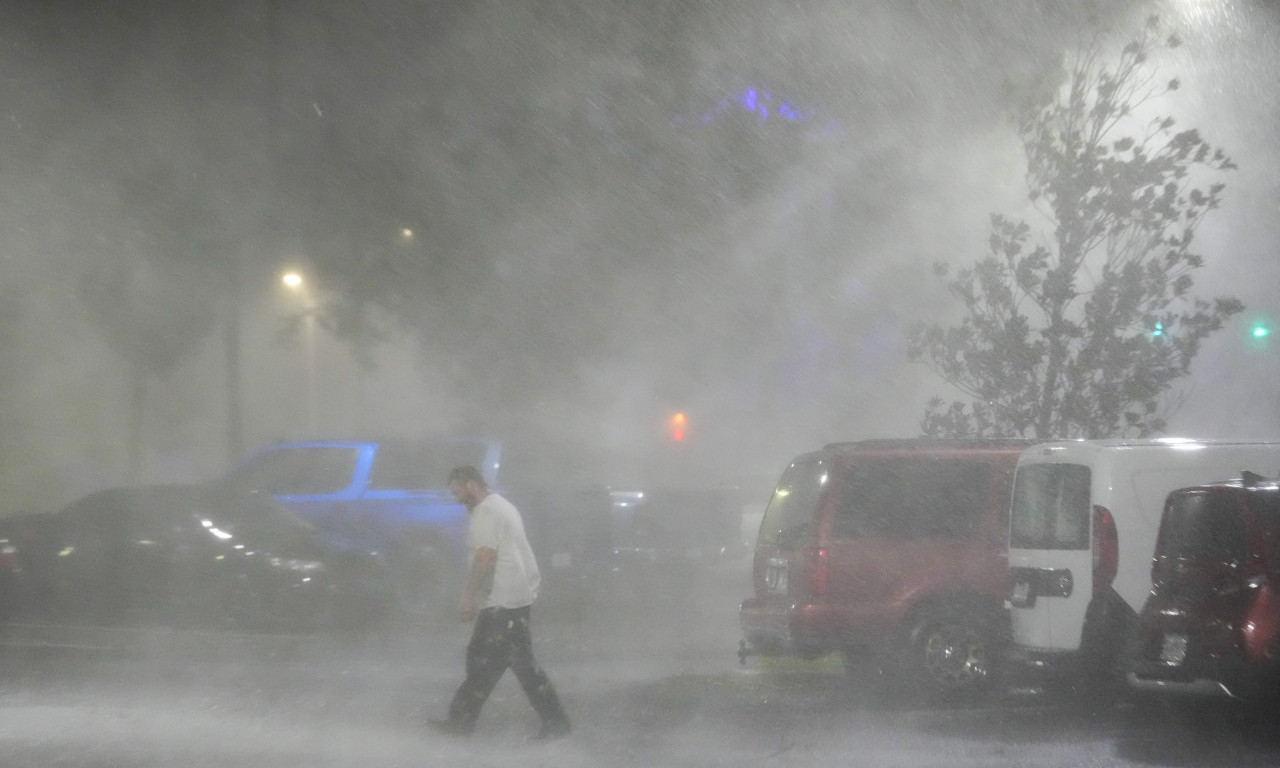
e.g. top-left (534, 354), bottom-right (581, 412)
top-left (739, 439), bottom-right (1037, 695)
top-left (1125, 472), bottom-right (1280, 701)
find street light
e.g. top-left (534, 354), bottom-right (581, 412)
top-left (281, 270), bottom-right (317, 436)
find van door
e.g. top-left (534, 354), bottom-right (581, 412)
top-left (1008, 462), bottom-right (1093, 651)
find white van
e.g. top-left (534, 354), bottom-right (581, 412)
top-left (1006, 439), bottom-right (1280, 679)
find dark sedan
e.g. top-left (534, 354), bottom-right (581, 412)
top-left (0, 485), bottom-right (392, 633)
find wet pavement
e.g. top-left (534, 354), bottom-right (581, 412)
top-left (0, 568), bottom-right (1277, 767)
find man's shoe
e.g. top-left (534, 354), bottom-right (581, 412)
top-left (531, 719), bottom-right (571, 741)
top-left (427, 718), bottom-right (473, 737)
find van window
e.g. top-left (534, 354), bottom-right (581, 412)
top-left (1009, 463), bottom-right (1091, 550)
top-left (758, 459), bottom-right (827, 550)
top-left (831, 458), bottom-right (989, 540)
top-left (1160, 491), bottom-right (1244, 562)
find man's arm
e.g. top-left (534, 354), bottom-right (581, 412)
top-left (458, 546), bottom-right (496, 622)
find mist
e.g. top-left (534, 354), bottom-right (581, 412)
top-left (5, 3), bottom-right (1280, 765)
top-left (1, 0), bottom-right (1276, 502)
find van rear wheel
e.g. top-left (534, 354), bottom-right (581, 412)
top-left (901, 608), bottom-right (993, 696)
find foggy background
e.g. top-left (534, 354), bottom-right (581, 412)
top-left (1, 0), bottom-right (1277, 512)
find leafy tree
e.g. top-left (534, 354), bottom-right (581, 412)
top-left (908, 18), bottom-right (1242, 439)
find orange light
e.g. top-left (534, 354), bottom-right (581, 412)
top-left (671, 412), bottom-right (686, 442)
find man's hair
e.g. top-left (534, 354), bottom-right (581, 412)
top-left (447, 465), bottom-right (487, 487)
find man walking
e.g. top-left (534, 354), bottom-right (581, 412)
top-left (428, 465), bottom-right (571, 740)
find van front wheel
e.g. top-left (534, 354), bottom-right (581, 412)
top-left (901, 608), bottom-right (993, 696)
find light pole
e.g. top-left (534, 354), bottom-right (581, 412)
top-left (282, 271), bottom-right (318, 437)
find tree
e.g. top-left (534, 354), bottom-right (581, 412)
top-left (908, 18), bottom-right (1242, 439)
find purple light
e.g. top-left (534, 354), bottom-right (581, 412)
top-left (699, 87), bottom-right (814, 126)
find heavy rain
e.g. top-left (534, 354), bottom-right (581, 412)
top-left (2, 0), bottom-right (1280, 766)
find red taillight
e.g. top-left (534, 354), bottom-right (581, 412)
top-left (804, 547), bottom-right (828, 595)
top-left (1092, 505), bottom-right (1118, 593)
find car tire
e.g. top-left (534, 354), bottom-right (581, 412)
top-left (899, 606), bottom-right (995, 697)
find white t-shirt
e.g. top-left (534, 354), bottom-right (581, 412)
top-left (467, 492), bottom-right (541, 609)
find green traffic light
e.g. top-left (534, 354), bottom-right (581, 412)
top-left (1254, 325), bottom-right (1270, 339)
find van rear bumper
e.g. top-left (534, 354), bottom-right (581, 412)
top-left (739, 597), bottom-right (836, 658)
top-left (739, 597), bottom-right (896, 659)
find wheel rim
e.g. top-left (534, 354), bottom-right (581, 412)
top-left (920, 622), bottom-right (987, 689)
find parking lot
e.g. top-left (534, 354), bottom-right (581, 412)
top-left (1, 568), bottom-right (1278, 768)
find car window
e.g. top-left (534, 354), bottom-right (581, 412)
top-left (757, 458), bottom-right (827, 550)
top-left (368, 439), bottom-right (492, 491)
top-left (1159, 490), bottom-right (1245, 562)
top-left (831, 457), bottom-right (989, 540)
top-left (1010, 463), bottom-right (1091, 550)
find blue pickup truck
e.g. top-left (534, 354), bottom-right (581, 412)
top-left (216, 437), bottom-right (613, 622)
top-left (216, 438), bottom-right (501, 621)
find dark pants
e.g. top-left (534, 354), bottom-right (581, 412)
top-left (447, 605), bottom-right (568, 730)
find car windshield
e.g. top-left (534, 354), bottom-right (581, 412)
top-left (61, 487), bottom-right (317, 548)
top-left (1010, 463), bottom-right (1091, 550)
top-left (175, 487), bottom-right (319, 539)
top-left (1159, 490), bottom-right (1245, 563)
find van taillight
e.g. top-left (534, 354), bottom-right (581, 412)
top-left (804, 547), bottom-right (828, 595)
top-left (1092, 505), bottom-right (1118, 593)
